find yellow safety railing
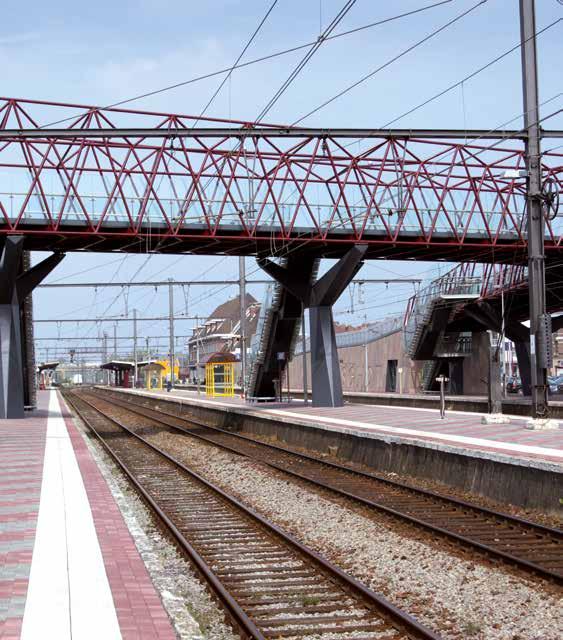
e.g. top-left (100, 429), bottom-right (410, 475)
top-left (205, 362), bottom-right (235, 397)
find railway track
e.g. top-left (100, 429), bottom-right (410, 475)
top-left (80, 388), bottom-right (563, 585)
top-left (65, 389), bottom-right (441, 640)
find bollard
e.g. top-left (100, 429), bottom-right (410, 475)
top-left (436, 375), bottom-right (449, 419)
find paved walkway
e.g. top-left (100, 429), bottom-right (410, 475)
top-left (122, 387), bottom-right (563, 466)
top-left (0, 391), bottom-right (177, 640)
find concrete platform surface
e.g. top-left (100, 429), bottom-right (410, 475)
top-left (0, 391), bottom-right (176, 640)
top-left (122, 387), bottom-right (563, 468)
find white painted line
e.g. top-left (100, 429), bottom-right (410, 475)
top-left (21, 392), bottom-right (122, 640)
top-left (263, 408), bottom-right (563, 459)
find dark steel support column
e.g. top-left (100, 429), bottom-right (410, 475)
top-left (0, 237), bottom-right (64, 418)
top-left (308, 306), bottom-right (343, 407)
top-left (21, 251), bottom-right (36, 410)
top-left (514, 341), bottom-right (532, 396)
top-left (520, 0), bottom-right (548, 417)
top-left (259, 244), bottom-right (367, 407)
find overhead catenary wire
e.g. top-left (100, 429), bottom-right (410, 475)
top-left (381, 18), bottom-right (563, 128)
top-left (37, 26), bottom-right (558, 336)
top-left (194, 0), bottom-right (279, 126)
top-left (34, 3), bottom-right (503, 334)
top-left (37, 1), bottom-right (453, 129)
top-left (292, 0), bottom-right (490, 125)
top-left (255, 0), bottom-right (358, 123)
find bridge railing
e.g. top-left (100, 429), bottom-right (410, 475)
top-left (294, 315), bottom-right (403, 355)
top-left (403, 262), bottom-right (528, 357)
top-left (2, 190), bottom-right (537, 239)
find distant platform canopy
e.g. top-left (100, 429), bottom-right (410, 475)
top-left (37, 362), bottom-right (59, 373)
top-left (100, 361), bottom-right (134, 371)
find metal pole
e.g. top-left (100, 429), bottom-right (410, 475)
top-left (501, 288), bottom-right (506, 396)
top-left (168, 278), bottom-right (175, 387)
top-left (133, 308), bottom-right (138, 388)
top-left (520, 0), bottom-right (548, 419)
top-left (363, 314), bottom-right (368, 392)
top-left (301, 309), bottom-right (308, 405)
top-left (239, 256), bottom-right (246, 397)
top-left (196, 315), bottom-right (200, 395)
top-left (102, 332), bottom-right (109, 385)
top-left (113, 323), bottom-right (117, 359)
top-left (439, 376), bottom-right (446, 419)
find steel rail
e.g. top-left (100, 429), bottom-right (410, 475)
top-left (65, 389), bottom-right (441, 640)
top-left (62, 392), bottom-right (264, 640)
top-left (94, 388), bottom-right (563, 585)
top-left (1, 127), bottom-right (563, 140)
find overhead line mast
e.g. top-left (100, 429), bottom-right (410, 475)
top-left (520, 0), bottom-right (551, 421)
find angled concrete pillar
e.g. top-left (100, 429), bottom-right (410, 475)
top-left (0, 237), bottom-right (64, 418)
top-left (259, 244), bottom-right (368, 407)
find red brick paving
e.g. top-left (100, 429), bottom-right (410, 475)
top-left (0, 391), bottom-right (180, 639)
top-left (58, 393), bottom-right (177, 640)
top-left (0, 396), bottom-right (46, 640)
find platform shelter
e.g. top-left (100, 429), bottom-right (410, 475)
top-left (100, 361), bottom-right (133, 387)
top-left (138, 360), bottom-right (166, 390)
top-left (205, 353), bottom-right (236, 398)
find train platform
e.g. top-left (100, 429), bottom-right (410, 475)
top-left (0, 390), bottom-right (176, 640)
top-left (105, 386), bottom-right (563, 514)
top-left (119, 387), bottom-right (563, 467)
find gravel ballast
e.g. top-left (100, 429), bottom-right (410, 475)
top-left (130, 424), bottom-right (562, 640)
top-left (70, 409), bottom-right (237, 640)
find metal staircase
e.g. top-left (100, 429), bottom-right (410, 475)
top-left (247, 258), bottom-right (320, 399)
top-left (404, 273), bottom-right (481, 360)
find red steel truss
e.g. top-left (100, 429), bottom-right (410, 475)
top-left (0, 96), bottom-right (561, 260)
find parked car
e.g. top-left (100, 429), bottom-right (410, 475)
top-left (548, 375), bottom-right (563, 394)
top-left (506, 377), bottom-right (522, 394)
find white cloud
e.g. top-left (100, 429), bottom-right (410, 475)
top-left (86, 37), bottom-right (229, 106)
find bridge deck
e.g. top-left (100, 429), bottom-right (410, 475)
top-left (2, 221), bottom-right (547, 260)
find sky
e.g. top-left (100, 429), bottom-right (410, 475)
top-left (3, 0), bottom-right (560, 361)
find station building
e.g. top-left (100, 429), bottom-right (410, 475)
top-left (186, 293), bottom-right (260, 383)
top-left (185, 294), bottom-right (563, 397)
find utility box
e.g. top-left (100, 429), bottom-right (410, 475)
top-left (537, 313), bottom-right (553, 369)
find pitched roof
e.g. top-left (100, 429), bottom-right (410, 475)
top-left (209, 293), bottom-right (257, 321)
